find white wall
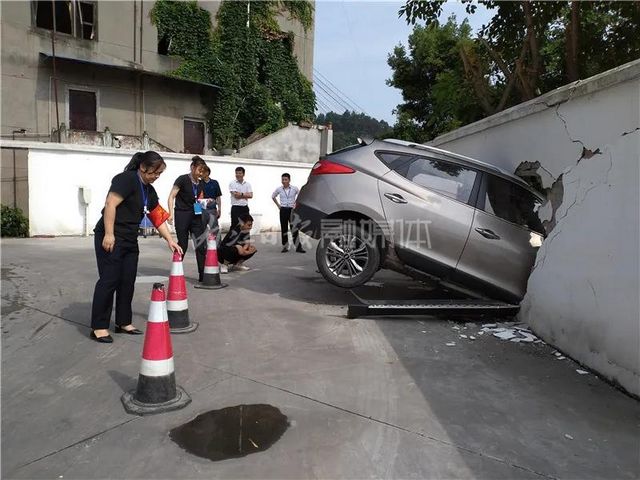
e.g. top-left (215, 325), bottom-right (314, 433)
top-left (429, 60), bottom-right (640, 396)
top-left (7, 142), bottom-right (311, 236)
top-left (238, 124), bottom-right (325, 164)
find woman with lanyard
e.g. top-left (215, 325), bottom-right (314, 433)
top-left (168, 156), bottom-right (207, 282)
top-left (91, 151), bottom-right (181, 343)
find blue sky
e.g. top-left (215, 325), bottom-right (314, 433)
top-left (313, 1), bottom-right (493, 124)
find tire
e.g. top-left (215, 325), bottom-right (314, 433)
top-left (315, 220), bottom-right (381, 289)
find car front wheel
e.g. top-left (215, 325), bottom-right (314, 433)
top-left (316, 221), bottom-right (380, 289)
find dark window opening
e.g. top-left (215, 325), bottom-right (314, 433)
top-left (158, 34), bottom-right (171, 55)
top-left (484, 176), bottom-right (544, 235)
top-left (257, 56), bottom-right (267, 84)
top-left (69, 89), bottom-right (97, 131)
top-left (34, 1), bottom-right (95, 40)
top-left (184, 120), bottom-right (205, 154)
top-left (76, 2), bottom-right (95, 40)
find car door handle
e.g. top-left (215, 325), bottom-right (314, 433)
top-left (384, 193), bottom-right (408, 204)
top-left (475, 227), bottom-right (500, 240)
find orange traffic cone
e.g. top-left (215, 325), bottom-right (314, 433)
top-left (194, 233), bottom-right (228, 290)
top-left (167, 251), bottom-right (198, 334)
top-left (121, 283), bottom-right (191, 415)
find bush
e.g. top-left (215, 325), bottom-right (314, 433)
top-left (1, 205), bottom-right (29, 237)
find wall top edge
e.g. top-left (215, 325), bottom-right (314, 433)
top-left (430, 59), bottom-right (640, 146)
top-left (0, 141), bottom-right (314, 169)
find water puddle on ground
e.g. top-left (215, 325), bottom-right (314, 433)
top-left (170, 404), bottom-right (289, 461)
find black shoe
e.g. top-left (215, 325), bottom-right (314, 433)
top-left (281, 246), bottom-right (289, 253)
top-left (115, 325), bottom-right (144, 335)
top-left (90, 331), bottom-right (114, 343)
top-left (296, 246), bottom-right (306, 253)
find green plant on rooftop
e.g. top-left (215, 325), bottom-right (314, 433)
top-left (151, 0), bottom-right (315, 151)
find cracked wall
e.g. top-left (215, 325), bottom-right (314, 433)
top-left (429, 60), bottom-right (640, 395)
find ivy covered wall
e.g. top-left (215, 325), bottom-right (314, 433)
top-left (151, 0), bottom-right (315, 150)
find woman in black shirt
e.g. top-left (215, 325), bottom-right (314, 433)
top-left (91, 151), bottom-right (181, 343)
top-left (168, 156), bottom-right (207, 282)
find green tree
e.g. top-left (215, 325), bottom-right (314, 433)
top-left (398, 1), bottom-right (640, 104)
top-left (151, 0), bottom-right (315, 150)
top-left (316, 111), bottom-right (392, 150)
top-left (387, 17), bottom-right (487, 141)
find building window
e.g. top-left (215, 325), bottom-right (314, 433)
top-left (69, 89), bottom-right (97, 131)
top-left (158, 34), bottom-right (171, 55)
top-left (34, 1), bottom-right (96, 40)
top-left (184, 119), bottom-right (205, 154)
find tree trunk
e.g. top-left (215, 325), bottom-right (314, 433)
top-left (522, 1), bottom-right (540, 98)
top-left (565, 1), bottom-right (580, 82)
top-left (480, 37), bottom-right (530, 111)
top-left (459, 46), bottom-right (495, 115)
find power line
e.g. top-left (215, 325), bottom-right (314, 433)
top-left (314, 75), bottom-right (358, 112)
top-left (313, 81), bottom-right (351, 113)
top-left (314, 82), bottom-right (348, 112)
top-left (313, 89), bottom-right (342, 114)
top-left (313, 75), bottom-right (361, 113)
top-left (315, 96), bottom-right (330, 112)
top-left (313, 67), bottom-right (366, 113)
top-left (315, 97), bottom-right (331, 114)
top-left (314, 88), bottom-right (345, 114)
top-left (313, 91), bottom-right (332, 113)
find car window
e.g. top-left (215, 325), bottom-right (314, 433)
top-left (398, 156), bottom-right (478, 203)
top-left (375, 151), bottom-right (414, 170)
top-left (485, 175), bottom-right (545, 234)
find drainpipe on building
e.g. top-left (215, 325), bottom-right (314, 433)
top-left (51, 0), bottom-right (61, 142)
top-left (12, 129), bottom-right (26, 208)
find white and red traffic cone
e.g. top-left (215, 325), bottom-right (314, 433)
top-left (121, 283), bottom-right (191, 416)
top-left (167, 251), bottom-right (198, 334)
top-left (194, 233), bottom-right (228, 290)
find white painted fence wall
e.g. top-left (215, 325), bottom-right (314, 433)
top-left (429, 60), bottom-right (640, 396)
top-left (3, 142), bottom-right (312, 236)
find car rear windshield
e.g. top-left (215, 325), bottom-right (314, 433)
top-left (326, 143), bottom-right (365, 157)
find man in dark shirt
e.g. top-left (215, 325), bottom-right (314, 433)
top-left (219, 214), bottom-right (256, 272)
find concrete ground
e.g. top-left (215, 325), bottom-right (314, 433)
top-left (2, 235), bottom-right (639, 479)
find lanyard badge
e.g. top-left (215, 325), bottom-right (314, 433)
top-left (137, 173), bottom-right (149, 217)
top-left (192, 182), bottom-right (202, 215)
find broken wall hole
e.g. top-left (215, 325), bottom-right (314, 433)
top-left (514, 161), bottom-right (565, 235)
top-left (169, 404), bottom-right (289, 461)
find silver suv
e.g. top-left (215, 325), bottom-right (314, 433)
top-left (293, 139), bottom-right (546, 303)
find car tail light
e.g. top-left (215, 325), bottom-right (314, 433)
top-left (311, 159), bottom-right (355, 175)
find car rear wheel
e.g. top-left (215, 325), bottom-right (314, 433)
top-left (316, 221), bottom-right (380, 288)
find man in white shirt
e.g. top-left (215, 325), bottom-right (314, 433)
top-left (229, 166), bottom-right (253, 229)
top-left (272, 172), bottom-right (305, 253)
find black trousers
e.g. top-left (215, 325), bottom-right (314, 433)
top-left (280, 207), bottom-right (299, 246)
top-left (174, 209), bottom-right (207, 281)
top-left (231, 205), bottom-right (250, 229)
top-left (91, 234), bottom-right (139, 330)
top-left (219, 245), bottom-right (256, 265)
top-left (202, 208), bottom-right (220, 237)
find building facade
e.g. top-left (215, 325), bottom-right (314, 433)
top-left (0, 0), bottom-right (315, 154)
